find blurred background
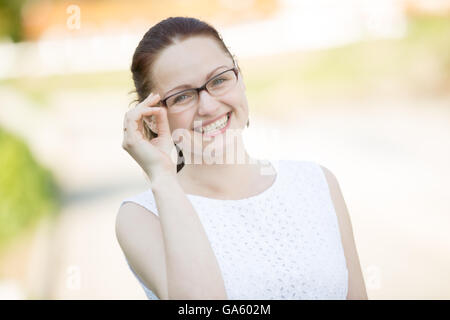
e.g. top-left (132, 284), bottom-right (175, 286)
top-left (0, 0), bottom-right (449, 299)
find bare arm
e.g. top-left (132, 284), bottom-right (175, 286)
top-left (152, 173), bottom-right (227, 299)
top-left (320, 165), bottom-right (368, 300)
top-left (116, 201), bottom-right (168, 299)
top-left (116, 172), bottom-right (227, 300)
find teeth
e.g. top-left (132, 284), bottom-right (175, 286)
top-left (203, 122), bottom-right (226, 134)
top-left (200, 114), bottom-right (229, 134)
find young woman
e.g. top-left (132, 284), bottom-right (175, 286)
top-left (116, 17), bottom-right (367, 300)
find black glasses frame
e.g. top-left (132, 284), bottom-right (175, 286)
top-left (159, 67), bottom-right (239, 108)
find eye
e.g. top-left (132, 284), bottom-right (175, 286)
top-left (173, 94), bottom-right (188, 103)
top-left (211, 78), bottom-right (226, 86)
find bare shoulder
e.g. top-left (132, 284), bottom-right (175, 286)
top-left (115, 202), bottom-right (161, 247)
top-left (318, 164), bottom-right (368, 300)
top-left (319, 165), bottom-right (338, 189)
top-left (115, 202), bottom-right (168, 299)
top-left (116, 201), bottom-right (160, 230)
top-left (318, 165), bottom-right (348, 222)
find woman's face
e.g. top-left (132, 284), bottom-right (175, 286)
top-left (151, 35), bottom-right (249, 162)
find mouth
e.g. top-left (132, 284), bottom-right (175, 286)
top-left (194, 112), bottom-right (232, 137)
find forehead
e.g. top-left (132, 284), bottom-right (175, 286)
top-left (152, 36), bottom-right (232, 92)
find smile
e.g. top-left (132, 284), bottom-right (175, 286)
top-left (194, 112), bottom-right (232, 137)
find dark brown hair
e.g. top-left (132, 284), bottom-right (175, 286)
top-left (130, 16), bottom-right (240, 173)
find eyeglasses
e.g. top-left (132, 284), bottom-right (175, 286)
top-left (159, 67), bottom-right (239, 113)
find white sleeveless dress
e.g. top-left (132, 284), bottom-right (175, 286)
top-left (119, 160), bottom-right (348, 300)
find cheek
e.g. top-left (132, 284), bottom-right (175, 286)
top-left (169, 114), bottom-right (194, 132)
top-left (226, 87), bottom-right (247, 108)
top-left (169, 118), bottom-right (183, 130)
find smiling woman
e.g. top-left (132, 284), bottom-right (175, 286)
top-left (116, 16), bottom-right (367, 300)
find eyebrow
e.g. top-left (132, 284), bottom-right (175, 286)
top-left (163, 65), bottom-right (229, 98)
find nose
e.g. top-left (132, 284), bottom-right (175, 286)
top-left (196, 89), bottom-right (221, 116)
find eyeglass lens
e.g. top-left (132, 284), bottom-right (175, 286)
top-left (166, 69), bottom-right (237, 113)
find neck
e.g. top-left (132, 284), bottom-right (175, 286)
top-left (177, 150), bottom-right (264, 196)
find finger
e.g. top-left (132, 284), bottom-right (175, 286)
top-left (141, 92), bottom-right (161, 108)
top-left (153, 107), bottom-right (171, 137)
top-left (133, 107), bottom-right (162, 135)
top-left (126, 106), bottom-right (160, 129)
top-left (123, 113), bottom-right (134, 136)
top-left (127, 93), bottom-right (161, 120)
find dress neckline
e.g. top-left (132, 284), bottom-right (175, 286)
top-left (185, 160), bottom-right (279, 202)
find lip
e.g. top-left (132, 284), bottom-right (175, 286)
top-left (193, 112), bottom-right (230, 131)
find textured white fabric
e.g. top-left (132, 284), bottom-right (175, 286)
top-left (119, 159), bottom-right (348, 300)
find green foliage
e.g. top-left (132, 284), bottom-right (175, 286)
top-left (0, 70), bottom-right (133, 109)
top-left (0, 0), bottom-right (27, 42)
top-left (406, 15), bottom-right (450, 73)
top-left (244, 14), bottom-right (450, 109)
top-left (1, 14), bottom-right (449, 111)
top-left (0, 127), bottom-right (61, 253)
